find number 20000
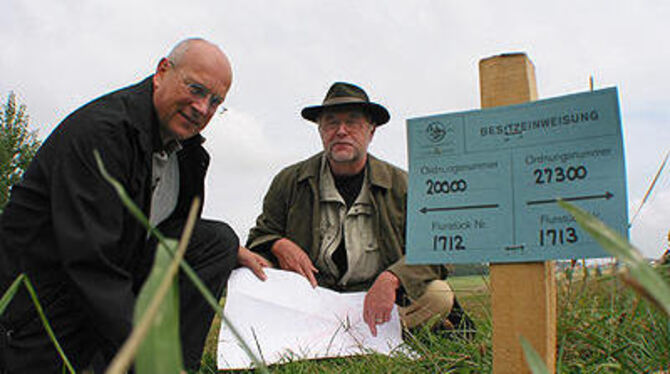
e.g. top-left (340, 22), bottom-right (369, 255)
top-left (426, 179), bottom-right (467, 195)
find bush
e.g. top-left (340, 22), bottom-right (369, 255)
top-left (0, 91), bottom-right (41, 209)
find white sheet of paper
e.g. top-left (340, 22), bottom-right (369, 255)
top-left (217, 268), bottom-right (404, 370)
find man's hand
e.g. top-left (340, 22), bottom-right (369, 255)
top-left (363, 271), bottom-right (399, 336)
top-left (237, 246), bottom-right (271, 281)
top-left (271, 238), bottom-right (318, 287)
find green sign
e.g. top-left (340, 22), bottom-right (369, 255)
top-left (406, 88), bottom-right (627, 264)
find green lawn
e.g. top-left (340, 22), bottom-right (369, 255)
top-left (448, 274), bottom-right (489, 292)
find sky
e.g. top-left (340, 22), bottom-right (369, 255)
top-left (2, 1), bottom-right (669, 259)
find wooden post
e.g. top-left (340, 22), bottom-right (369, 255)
top-left (479, 53), bottom-right (557, 374)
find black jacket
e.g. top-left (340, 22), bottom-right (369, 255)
top-left (0, 77), bottom-right (209, 349)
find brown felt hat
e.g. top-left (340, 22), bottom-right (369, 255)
top-left (301, 82), bottom-right (390, 126)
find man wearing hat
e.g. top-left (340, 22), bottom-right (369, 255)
top-left (247, 82), bottom-right (474, 337)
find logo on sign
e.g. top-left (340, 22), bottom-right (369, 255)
top-left (425, 121), bottom-right (448, 143)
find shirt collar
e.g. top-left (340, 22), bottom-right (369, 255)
top-left (319, 155), bottom-right (371, 205)
top-left (158, 125), bottom-right (182, 155)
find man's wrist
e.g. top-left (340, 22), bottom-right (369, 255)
top-left (270, 237), bottom-right (287, 255)
top-left (378, 271), bottom-right (400, 290)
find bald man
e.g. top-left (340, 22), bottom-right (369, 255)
top-left (0, 38), bottom-right (268, 372)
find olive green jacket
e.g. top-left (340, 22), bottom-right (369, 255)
top-left (246, 152), bottom-right (448, 300)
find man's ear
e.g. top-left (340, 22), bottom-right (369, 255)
top-left (154, 58), bottom-right (170, 85)
top-left (157, 57), bottom-right (170, 73)
top-left (369, 124), bottom-right (376, 139)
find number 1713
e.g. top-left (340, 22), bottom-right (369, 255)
top-left (539, 227), bottom-right (578, 246)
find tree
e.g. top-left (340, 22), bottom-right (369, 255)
top-left (1, 92), bottom-right (41, 209)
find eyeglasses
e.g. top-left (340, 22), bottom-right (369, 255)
top-left (168, 60), bottom-right (227, 113)
top-left (318, 112), bottom-right (370, 132)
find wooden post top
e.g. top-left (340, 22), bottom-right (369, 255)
top-left (479, 52), bottom-right (538, 109)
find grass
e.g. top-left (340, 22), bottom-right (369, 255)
top-left (556, 264), bottom-right (670, 373)
top-left (200, 263), bottom-right (670, 373)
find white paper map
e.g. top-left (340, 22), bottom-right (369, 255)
top-left (217, 268), bottom-right (404, 370)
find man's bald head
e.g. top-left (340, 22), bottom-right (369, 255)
top-left (153, 38), bottom-right (233, 140)
top-left (167, 38), bottom-right (232, 81)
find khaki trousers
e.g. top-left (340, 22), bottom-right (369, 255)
top-left (398, 280), bottom-right (454, 329)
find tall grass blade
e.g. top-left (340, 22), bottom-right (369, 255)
top-left (0, 273), bottom-right (24, 316)
top-left (558, 200), bottom-right (670, 316)
top-left (2, 274), bottom-right (75, 373)
top-left (134, 238), bottom-right (183, 373)
top-left (95, 150), bottom-right (268, 372)
top-left (629, 150), bottom-right (669, 227)
top-left (23, 276), bottom-right (76, 374)
top-left (520, 335), bottom-right (551, 374)
top-left (94, 150), bottom-right (166, 243)
top-left (107, 197), bottom-right (199, 374)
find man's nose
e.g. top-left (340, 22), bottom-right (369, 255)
top-left (191, 96), bottom-right (210, 116)
top-left (335, 122), bottom-right (350, 135)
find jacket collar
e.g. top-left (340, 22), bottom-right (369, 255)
top-left (122, 76), bottom-right (160, 155)
top-left (367, 154), bottom-right (392, 190)
top-left (298, 152), bottom-right (392, 190)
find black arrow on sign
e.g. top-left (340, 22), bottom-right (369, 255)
top-left (419, 203), bottom-right (499, 214)
top-left (526, 191), bottom-right (613, 206)
top-left (505, 244), bottom-right (525, 251)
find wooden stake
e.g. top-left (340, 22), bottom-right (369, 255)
top-left (479, 53), bottom-right (557, 374)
